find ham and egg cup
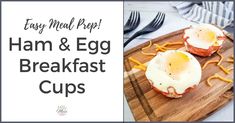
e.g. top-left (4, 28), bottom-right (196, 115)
top-left (145, 50), bottom-right (201, 98)
top-left (183, 24), bottom-right (225, 57)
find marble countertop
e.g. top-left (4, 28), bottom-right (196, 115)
top-left (124, 1), bottom-right (234, 122)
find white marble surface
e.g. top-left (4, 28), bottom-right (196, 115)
top-left (124, 1), bottom-right (234, 122)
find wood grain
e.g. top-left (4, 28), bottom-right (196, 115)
top-left (124, 28), bottom-right (234, 121)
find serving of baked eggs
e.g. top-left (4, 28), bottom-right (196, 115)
top-left (183, 24), bottom-right (225, 56)
top-left (127, 24), bottom-right (231, 98)
top-left (145, 50), bottom-right (201, 98)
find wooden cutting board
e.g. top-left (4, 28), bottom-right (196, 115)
top-left (124, 28), bottom-right (234, 121)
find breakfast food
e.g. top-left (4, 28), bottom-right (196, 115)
top-left (127, 26), bottom-right (232, 97)
top-left (145, 50), bottom-right (201, 98)
top-left (128, 57), bottom-right (147, 71)
top-left (206, 73), bottom-right (232, 87)
top-left (141, 41), bottom-right (156, 56)
top-left (226, 56), bottom-right (234, 63)
top-left (202, 51), bottom-right (229, 74)
top-left (183, 24), bottom-right (225, 56)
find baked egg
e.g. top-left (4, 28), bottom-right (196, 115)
top-left (183, 24), bottom-right (225, 56)
top-left (145, 50), bottom-right (201, 98)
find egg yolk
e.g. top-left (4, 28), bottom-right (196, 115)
top-left (167, 52), bottom-right (190, 76)
top-left (197, 28), bottom-right (217, 44)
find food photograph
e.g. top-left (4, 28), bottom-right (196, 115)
top-left (123, 1), bottom-right (234, 122)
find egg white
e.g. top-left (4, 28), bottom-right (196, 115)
top-left (145, 50), bottom-right (201, 94)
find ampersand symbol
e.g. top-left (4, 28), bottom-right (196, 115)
top-left (59, 37), bottom-right (70, 51)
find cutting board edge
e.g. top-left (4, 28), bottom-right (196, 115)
top-left (194, 88), bottom-right (233, 121)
